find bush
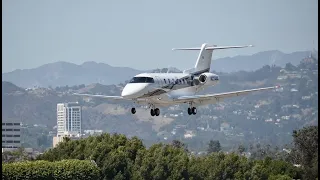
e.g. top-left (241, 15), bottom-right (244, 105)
top-left (2, 159), bottom-right (100, 180)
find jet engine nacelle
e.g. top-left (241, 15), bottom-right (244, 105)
top-left (193, 73), bottom-right (219, 86)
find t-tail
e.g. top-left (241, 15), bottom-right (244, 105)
top-left (172, 43), bottom-right (253, 75)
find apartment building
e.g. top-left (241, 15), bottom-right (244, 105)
top-left (2, 122), bottom-right (21, 149)
top-left (56, 102), bottom-right (82, 137)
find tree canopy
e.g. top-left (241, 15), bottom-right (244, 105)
top-left (30, 129), bottom-right (314, 180)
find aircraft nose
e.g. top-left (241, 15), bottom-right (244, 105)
top-left (121, 86), bottom-right (132, 97)
top-left (121, 84), bottom-right (148, 98)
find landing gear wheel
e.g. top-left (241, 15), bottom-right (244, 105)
top-left (150, 109), bottom-right (155, 116)
top-left (131, 108), bottom-right (136, 114)
top-left (155, 108), bottom-right (160, 116)
top-left (188, 108), bottom-right (192, 115)
top-left (192, 107), bottom-right (197, 115)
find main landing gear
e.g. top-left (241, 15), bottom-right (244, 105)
top-left (148, 104), bottom-right (160, 116)
top-left (131, 108), bottom-right (136, 114)
top-left (187, 107), bottom-right (197, 115)
top-left (150, 108), bottom-right (160, 116)
top-left (187, 102), bottom-right (197, 115)
top-left (130, 106), bottom-right (160, 116)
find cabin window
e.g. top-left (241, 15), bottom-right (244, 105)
top-left (164, 79), bottom-right (166, 84)
top-left (129, 77), bottom-right (155, 83)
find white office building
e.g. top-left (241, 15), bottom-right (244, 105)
top-left (2, 122), bottom-right (21, 149)
top-left (56, 102), bottom-right (82, 137)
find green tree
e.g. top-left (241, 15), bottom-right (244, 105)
top-left (268, 174), bottom-right (292, 180)
top-left (133, 143), bottom-right (190, 180)
top-left (285, 63), bottom-right (297, 71)
top-left (171, 140), bottom-right (189, 152)
top-left (37, 133), bottom-right (145, 180)
top-left (2, 147), bottom-right (31, 163)
top-left (207, 140), bottom-right (221, 154)
top-left (291, 126), bottom-right (318, 179)
top-left (35, 132), bottom-right (305, 180)
top-left (237, 144), bottom-right (246, 155)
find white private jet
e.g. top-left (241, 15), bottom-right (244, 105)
top-left (75, 43), bottom-right (278, 116)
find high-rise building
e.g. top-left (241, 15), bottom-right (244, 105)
top-left (56, 102), bottom-right (82, 137)
top-left (2, 122), bottom-right (21, 149)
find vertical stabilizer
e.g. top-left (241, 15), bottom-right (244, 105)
top-left (173, 43), bottom-right (253, 75)
top-left (194, 43), bottom-right (213, 74)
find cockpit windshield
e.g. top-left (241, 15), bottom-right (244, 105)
top-left (129, 77), bottom-right (154, 83)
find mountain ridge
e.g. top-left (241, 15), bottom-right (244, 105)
top-left (212, 50), bottom-right (310, 72)
top-left (2, 50), bottom-right (312, 88)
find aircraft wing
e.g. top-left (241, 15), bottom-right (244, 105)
top-left (73, 93), bottom-right (124, 100)
top-left (172, 86), bottom-right (277, 104)
top-left (73, 93), bottom-right (150, 104)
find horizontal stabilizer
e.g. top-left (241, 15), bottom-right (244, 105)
top-left (206, 45), bottom-right (253, 50)
top-left (172, 45), bottom-right (253, 51)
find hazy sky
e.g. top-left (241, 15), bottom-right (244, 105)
top-left (2, 0), bottom-right (318, 73)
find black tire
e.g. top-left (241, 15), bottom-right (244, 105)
top-left (150, 109), bottom-right (155, 116)
top-left (188, 108), bottom-right (192, 115)
top-left (131, 108), bottom-right (136, 114)
top-left (192, 107), bottom-right (197, 115)
top-left (155, 108), bottom-right (160, 116)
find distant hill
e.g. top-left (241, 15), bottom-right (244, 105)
top-left (212, 50), bottom-right (310, 72)
top-left (2, 81), bottom-right (25, 94)
top-left (2, 50), bottom-right (311, 88)
top-left (2, 61), bottom-right (143, 88)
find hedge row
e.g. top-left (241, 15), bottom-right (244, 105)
top-left (2, 159), bottom-right (100, 180)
